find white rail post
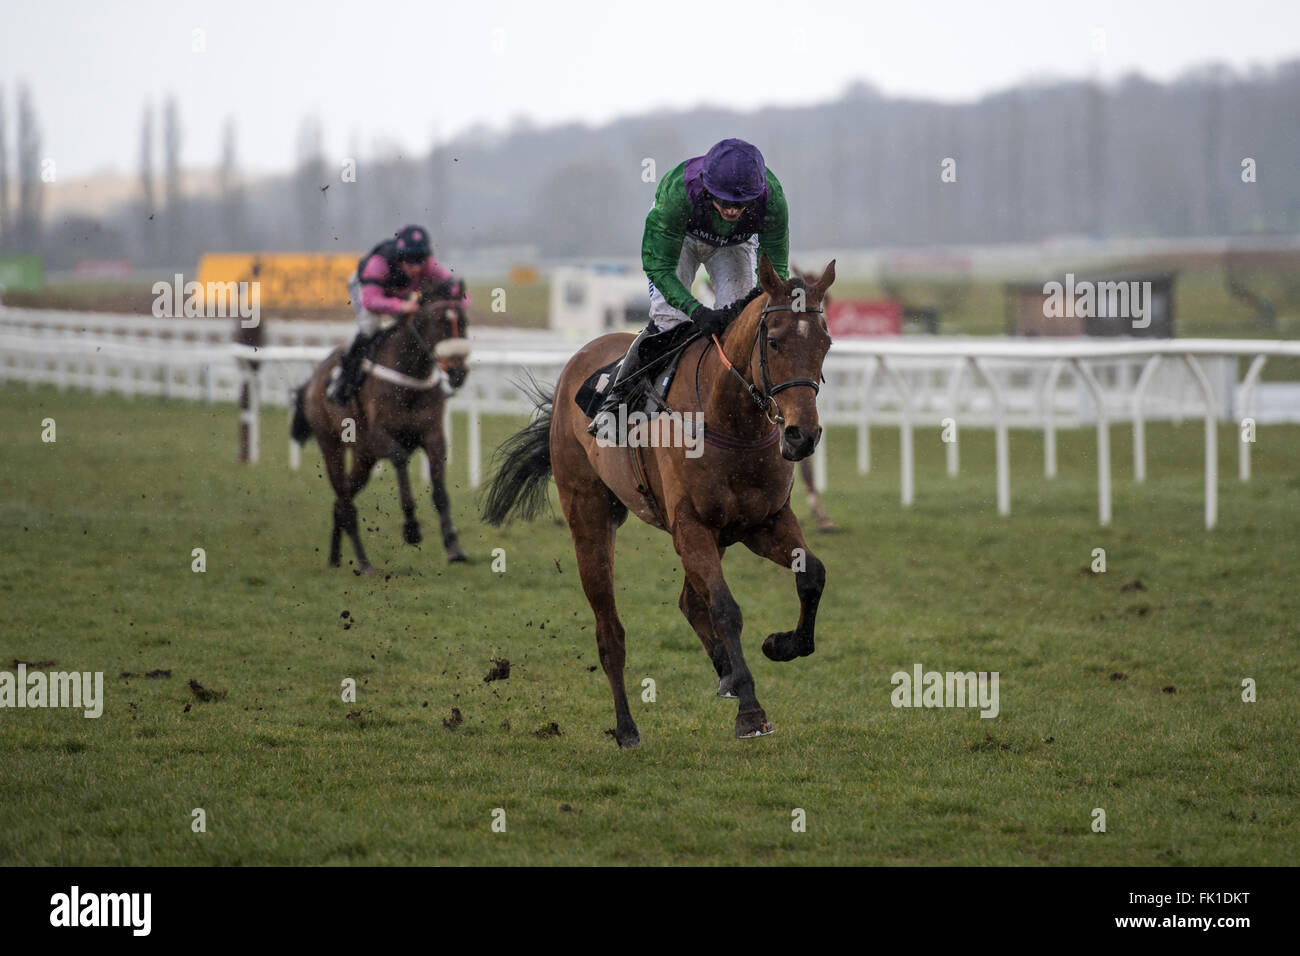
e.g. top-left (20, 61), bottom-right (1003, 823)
top-left (1131, 355), bottom-right (1162, 482)
top-left (288, 382), bottom-right (302, 471)
top-left (878, 357), bottom-right (914, 507)
top-left (1040, 359), bottom-right (1065, 478)
top-left (970, 357), bottom-right (1010, 516)
top-left (1183, 354), bottom-right (1219, 531)
top-left (1238, 354), bottom-right (1267, 482)
top-left (237, 362), bottom-right (253, 462)
top-left (944, 358), bottom-right (965, 478)
top-left (245, 364), bottom-right (261, 464)
top-left (468, 396), bottom-right (482, 490)
top-left (1072, 359), bottom-right (1112, 527)
top-left (857, 359), bottom-right (876, 475)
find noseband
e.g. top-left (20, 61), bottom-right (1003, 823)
top-left (406, 303), bottom-right (466, 367)
top-left (712, 303), bottom-right (823, 426)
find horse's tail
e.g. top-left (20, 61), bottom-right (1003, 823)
top-left (481, 376), bottom-right (554, 526)
top-left (290, 386), bottom-right (312, 444)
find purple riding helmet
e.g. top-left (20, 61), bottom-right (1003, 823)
top-left (701, 138), bottom-right (768, 204)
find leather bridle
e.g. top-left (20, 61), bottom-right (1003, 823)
top-left (711, 303), bottom-right (824, 426)
top-left (405, 300), bottom-right (466, 368)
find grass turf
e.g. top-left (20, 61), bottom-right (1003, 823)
top-left (1, 383), bottom-right (1297, 864)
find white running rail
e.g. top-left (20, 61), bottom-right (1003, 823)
top-left (3, 307), bottom-right (1298, 529)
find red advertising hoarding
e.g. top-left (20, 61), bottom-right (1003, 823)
top-left (826, 299), bottom-right (902, 337)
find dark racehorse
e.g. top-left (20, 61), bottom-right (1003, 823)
top-left (292, 282), bottom-right (472, 570)
top-left (483, 256), bottom-right (834, 746)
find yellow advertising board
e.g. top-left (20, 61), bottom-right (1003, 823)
top-left (196, 253), bottom-right (359, 311)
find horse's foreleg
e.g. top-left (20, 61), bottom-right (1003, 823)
top-left (391, 451), bottom-right (421, 546)
top-left (673, 512), bottom-right (773, 738)
top-left (679, 568), bottom-right (736, 698)
top-left (421, 431), bottom-right (466, 562)
top-left (561, 482), bottom-right (639, 748)
top-left (741, 505), bottom-right (825, 662)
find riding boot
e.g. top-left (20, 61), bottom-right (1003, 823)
top-left (328, 333), bottom-right (370, 405)
top-left (587, 325), bottom-right (655, 436)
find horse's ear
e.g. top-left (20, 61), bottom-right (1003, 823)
top-left (758, 254), bottom-right (783, 296)
top-left (813, 259), bottom-right (836, 296)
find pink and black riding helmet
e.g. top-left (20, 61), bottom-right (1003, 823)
top-left (394, 225), bottom-right (431, 261)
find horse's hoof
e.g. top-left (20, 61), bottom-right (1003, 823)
top-left (716, 675), bottom-right (738, 699)
top-left (446, 546), bottom-right (469, 563)
top-left (816, 520), bottom-right (841, 533)
top-left (736, 709), bottom-right (775, 739)
top-left (762, 630), bottom-right (807, 662)
top-left (403, 522), bottom-right (422, 545)
top-left (615, 729), bottom-right (641, 749)
top-left (354, 564), bottom-right (376, 577)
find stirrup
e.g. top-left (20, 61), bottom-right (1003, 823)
top-left (586, 332), bottom-right (651, 435)
top-left (326, 362), bottom-right (356, 404)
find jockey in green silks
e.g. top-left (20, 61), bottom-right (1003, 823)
top-left (588, 138), bottom-right (790, 433)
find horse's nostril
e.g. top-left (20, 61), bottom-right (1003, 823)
top-left (785, 425), bottom-right (804, 445)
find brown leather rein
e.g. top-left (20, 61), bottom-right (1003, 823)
top-left (708, 303), bottom-right (824, 426)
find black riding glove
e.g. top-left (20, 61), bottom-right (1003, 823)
top-left (426, 277), bottom-right (466, 302)
top-left (691, 305), bottom-right (731, 339)
top-left (693, 287), bottom-right (762, 338)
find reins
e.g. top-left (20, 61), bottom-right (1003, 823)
top-left (703, 301), bottom-right (824, 427)
top-left (378, 300), bottom-right (466, 380)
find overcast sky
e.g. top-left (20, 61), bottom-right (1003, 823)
top-left (4, 0), bottom-right (1298, 179)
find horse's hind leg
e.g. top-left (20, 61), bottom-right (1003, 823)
top-left (559, 480), bottom-right (639, 748)
top-left (679, 571), bottom-right (736, 698)
top-left (318, 435), bottom-right (349, 568)
top-left (391, 450), bottom-right (421, 545)
top-left (800, 459), bottom-right (838, 532)
top-left (673, 511), bottom-right (773, 738)
top-left (741, 504), bottom-right (825, 662)
top-left (341, 445), bottom-right (379, 574)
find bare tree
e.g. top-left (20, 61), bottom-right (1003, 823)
top-left (345, 131), bottom-right (363, 246)
top-left (0, 86), bottom-right (9, 251)
top-left (16, 84), bottom-right (42, 252)
top-left (295, 115), bottom-right (325, 250)
top-left (218, 117), bottom-right (244, 249)
top-left (139, 104), bottom-right (156, 264)
top-left (163, 95), bottom-right (182, 262)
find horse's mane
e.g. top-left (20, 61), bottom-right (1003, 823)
top-left (720, 292), bottom-right (770, 369)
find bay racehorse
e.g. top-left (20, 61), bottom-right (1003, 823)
top-left (292, 282), bottom-right (472, 570)
top-left (483, 256), bottom-right (834, 746)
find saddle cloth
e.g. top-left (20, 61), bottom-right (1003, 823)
top-left (575, 323), bottom-right (700, 421)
